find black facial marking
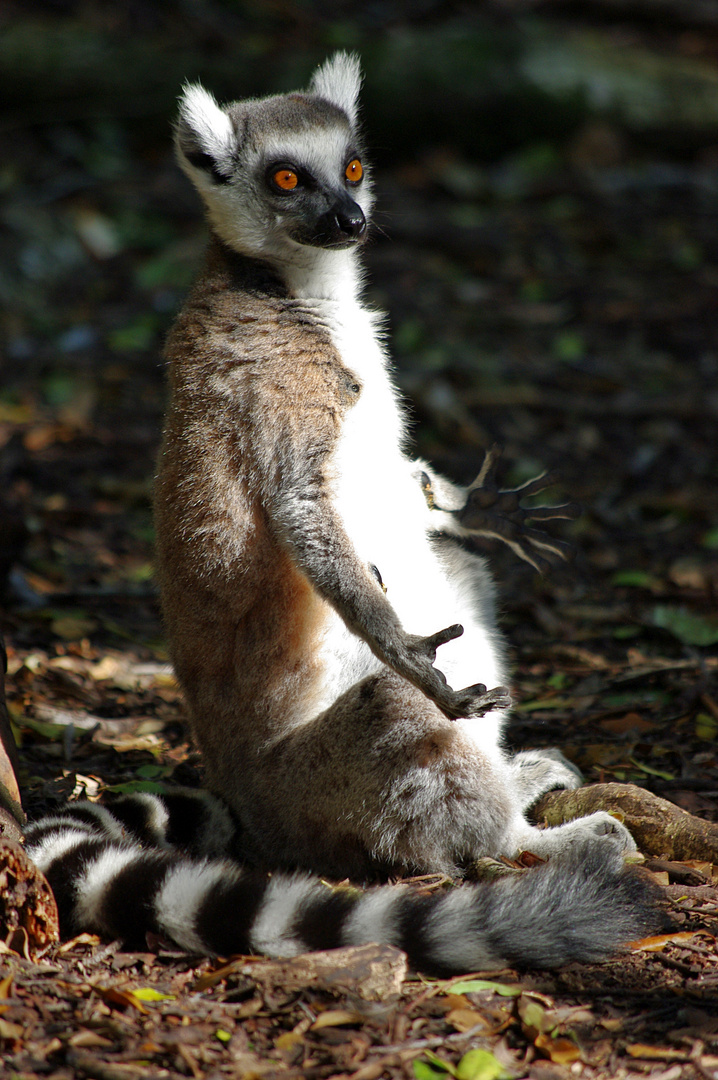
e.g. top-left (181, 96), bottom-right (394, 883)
top-left (185, 150), bottom-right (231, 185)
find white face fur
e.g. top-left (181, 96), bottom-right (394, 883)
top-left (174, 53), bottom-right (374, 266)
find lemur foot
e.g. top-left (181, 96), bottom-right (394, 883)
top-left (569, 811), bottom-right (638, 854)
top-left (527, 811), bottom-right (638, 859)
top-left (430, 446), bottom-right (579, 573)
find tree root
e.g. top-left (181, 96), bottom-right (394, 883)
top-left (534, 782), bottom-right (718, 862)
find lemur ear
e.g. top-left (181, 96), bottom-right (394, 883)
top-left (309, 52), bottom-right (362, 125)
top-left (175, 83), bottom-right (234, 183)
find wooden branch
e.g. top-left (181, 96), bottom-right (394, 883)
top-left (534, 783), bottom-right (718, 862)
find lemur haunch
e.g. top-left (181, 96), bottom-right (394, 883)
top-left (26, 54), bottom-right (662, 973)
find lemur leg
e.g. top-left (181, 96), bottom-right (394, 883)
top-left (509, 748), bottom-right (584, 813)
top-left (241, 668), bottom-right (515, 879)
top-left (242, 669), bottom-right (635, 880)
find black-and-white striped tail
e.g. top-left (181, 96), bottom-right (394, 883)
top-left (25, 792), bottom-right (664, 975)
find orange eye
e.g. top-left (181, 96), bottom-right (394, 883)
top-left (273, 169), bottom-right (298, 191)
top-left (345, 158), bottom-right (363, 184)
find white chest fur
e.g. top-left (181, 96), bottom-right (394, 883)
top-left (307, 294), bottom-right (505, 736)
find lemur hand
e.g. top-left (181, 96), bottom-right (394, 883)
top-left (387, 623), bottom-right (512, 720)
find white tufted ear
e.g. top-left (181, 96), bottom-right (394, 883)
top-left (308, 52), bottom-right (362, 125)
top-left (176, 82), bottom-right (234, 166)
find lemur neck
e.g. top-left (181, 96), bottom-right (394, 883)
top-left (271, 246), bottom-right (363, 303)
top-left (207, 230), bottom-right (364, 305)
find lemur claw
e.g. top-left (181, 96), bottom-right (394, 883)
top-left (454, 446), bottom-right (578, 573)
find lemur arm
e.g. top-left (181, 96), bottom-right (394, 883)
top-left (417, 446), bottom-right (579, 574)
top-left (263, 444), bottom-right (510, 721)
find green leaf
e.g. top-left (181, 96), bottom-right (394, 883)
top-left (104, 780), bottom-right (167, 795)
top-left (514, 697), bottom-right (574, 713)
top-left (414, 1058), bottom-right (453, 1075)
top-left (603, 690), bottom-right (666, 707)
top-left (425, 1051), bottom-right (456, 1073)
top-left (42, 372), bottom-right (81, 407)
top-left (51, 613), bottom-right (99, 640)
top-left (701, 528), bottom-right (718, 550)
top-left (215, 1029), bottom-right (232, 1043)
top-left (108, 314), bottom-right (159, 353)
top-left (449, 979), bottom-right (523, 998)
top-left (17, 716), bottom-right (65, 742)
top-left (552, 329), bottom-right (585, 363)
top-left (628, 758), bottom-right (675, 781)
top-left (456, 1048), bottom-right (508, 1080)
top-left (133, 987), bottom-right (175, 1002)
top-left (135, 763), bottom-right (170, 779)
top-left (613, 625), bottom-right (642, 639)
top-left (611, 570), bottom-right (659, 589)
top-left (546, 672), bottom-right (569, 690)
top-left (135, 253), bottom-right (195, 291)
top-left (652, 605), bottom-right (718, 647)
top-left (519, 997), bottom-right (553, 1035)
top-left (695, 713), bottom-right (718, 741)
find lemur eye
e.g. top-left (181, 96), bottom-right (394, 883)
top-left (345, 159), bottom-right (363, 184)
top-left (273, 169), bottom-right (299, 191)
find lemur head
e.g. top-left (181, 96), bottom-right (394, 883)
top-left (175, 53), bottom-right (372, 262)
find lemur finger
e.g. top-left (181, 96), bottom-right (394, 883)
top-left (506, 470), bottom-right (553, 497)
top-left (437, 681), bottom-right (512, 721)
top-left (524, 532), bottom-right (574, 561)
top-left (424, 624), bottom-right (465, 652)
top-left (523, 502), bottom-right (580, 522)
top-left (463, 684), bottom-right (513, 717)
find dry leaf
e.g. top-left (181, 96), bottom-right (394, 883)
top-left (631, 931), bottom-right (699, 952)
top-left (446, 1007), bottom-right (490, 1033)
top-left (275, 1030), bottom-right (306, 1051)
top-left (311, 1009), bottom-right (364, 1030)
top-left (443, 992), bottom-right (471, 1009)
top-left (535, 1033), bottom-right (581, 1064)
top-left (0, 1017), bottom-right (23, 1042)
top-left (236, 997), bottom-right (263, 1019)
top-left (600, 712), bottom-right (656, 735)
top-left (626, 1044), bottom-right (688, 1061)
top-left (93, 985), bottom-right (147, 1013)
top-left (348, 1065), bottom-right (385, 1080)
top-left (58, 933), bottom-right (102, 953)
top-left (139, 1040), bottom-right (164, 1053)
top-left (68, 1030), bottom-right (114, 1048)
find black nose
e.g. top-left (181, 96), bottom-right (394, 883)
top-left (335, 206), bottom-right (366, 240)
top-left (311, 197), bottom-right (368, 248)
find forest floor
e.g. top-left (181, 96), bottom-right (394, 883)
top-left (2, 8), bottom-right (718, 1079)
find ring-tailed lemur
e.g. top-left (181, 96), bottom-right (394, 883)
top-left (25, 54), bottom-right (663, 972)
